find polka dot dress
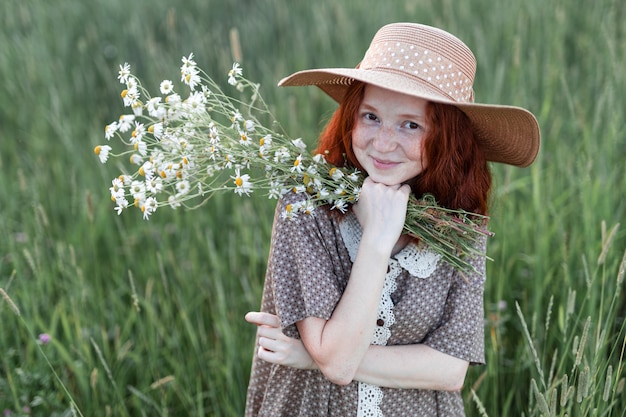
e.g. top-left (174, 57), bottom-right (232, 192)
top-left (245, 192), bottom-right (487, 416)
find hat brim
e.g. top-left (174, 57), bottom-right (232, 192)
top-left (279, 68), bottom-right (540, 168)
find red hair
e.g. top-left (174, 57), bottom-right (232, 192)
top-left (315, 81), bottom-right (492, 215)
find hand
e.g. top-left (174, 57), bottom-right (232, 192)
top-left (352, 177), bottom-right (410, 248)
top-left (245, 312), bottom-right (317, 370)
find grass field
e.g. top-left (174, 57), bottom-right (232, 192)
top-left (1, 0), bottom-right (625, 415)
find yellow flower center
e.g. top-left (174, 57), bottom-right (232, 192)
top-left (259, 137), bottom-right (265, 146)
top-left (121, 89), bottom-right (128, 98)
top-left (329, 167), bottom-right (337, 176)
top-left (94, 146), bottom-right (101, 155)
top-left (235, 177), bottom-right (243, 187)
top-left (138, 166), bottom-right (145, 176)
top-left (293, 159), bottom-right (300, 167)
top-left (148, 125), bottom-right (155, 133)
top-left (285, 204), bottom-right (293, 213)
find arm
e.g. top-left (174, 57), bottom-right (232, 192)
top-left (246, 311), bottom-right (468, 391)
top-left (292, 178), bottom-right (410, 385)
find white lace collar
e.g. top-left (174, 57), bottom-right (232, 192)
top-left (339, 211), bottom-right (441, 279)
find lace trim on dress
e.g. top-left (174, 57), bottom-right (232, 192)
top-left (339, 212), bottom-right (439, 417)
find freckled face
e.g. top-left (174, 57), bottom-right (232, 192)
top-left (352, 85), bottom-right (429, 186)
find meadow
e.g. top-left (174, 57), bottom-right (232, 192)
top-left (1, 0), bottom-right (625, 415)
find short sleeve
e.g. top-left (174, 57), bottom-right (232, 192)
top-left (266, 192), bottom-right (348, 337)
top-left (421, 235), bottom-right (487, 365)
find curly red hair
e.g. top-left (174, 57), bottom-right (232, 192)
top-left (315, 81), bottom-right (492, 215)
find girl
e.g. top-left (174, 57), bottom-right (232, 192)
top-left (245, 22), bottom-right (540, 416)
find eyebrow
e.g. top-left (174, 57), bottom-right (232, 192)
top-left (359, 102), bottom-right (427, 121)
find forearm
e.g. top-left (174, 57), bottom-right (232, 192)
top-left (299, 234), bottom-right (391, 384)
top-left (354, 344), bottom-right (469, 391)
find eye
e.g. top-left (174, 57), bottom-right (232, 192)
top-left (403, 121), bottom-right (421, 130)
top-left (363, 112), bottom-right (379, 122)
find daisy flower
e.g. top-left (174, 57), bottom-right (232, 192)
top-left (94, 145), bottom-right (112, 163)
top-left (332, 199), bottom-right (348, 213)
top-left (146, 97), bottom-right (163, 118)
top-left (141, 197), bottom-right (158, 220)
top-left (168, 195), bottom-right (182, 209)
top-left (281, 203), bottom-right (297, 220)
top-left (114, 197), bottom-right (129, 215)
top-left (105, 122), bottom-right (118, 140)
top-left (130, 181), bottom-right (146, 200)
top-left (291, 138), bottom-right (307, 151)
top-left (290, 154), bottom-right (304, 173)
top-left (129, 154), bottom-right (143, 165)
top-left (232, 168), bottom-right (252, 196)
top-left (329, 167), bottom-right (344, 180)
top-left (131, 121), bottom-right (146, 143)
top-left (228, 63), bottom-right (242, 85)
top-left (118, 114), bottom-right (135, 133)
top-left (160, 80), bottom-right (174, 95)
top-left (182, 68), bottom-right (201, 90)
top-left (118, 63), bottom-right (131, 84)
top-left (176, 180), bottom-right (191, 197)
top-left (134, 140), bottom-right (148, 156)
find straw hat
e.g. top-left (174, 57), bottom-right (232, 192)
top-left (278, 22), bottom-right (540, 167)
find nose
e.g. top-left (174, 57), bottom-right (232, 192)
top-left (372, 125), bottom-right (397, 152)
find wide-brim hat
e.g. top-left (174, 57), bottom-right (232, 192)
top-left (278, 22), bottom-right (540, 167)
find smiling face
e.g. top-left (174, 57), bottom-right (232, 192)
top-left (351, 85), bottom-right (430, 186)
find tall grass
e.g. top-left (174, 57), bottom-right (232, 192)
top-left (1, 0), bottom-right (624, 415)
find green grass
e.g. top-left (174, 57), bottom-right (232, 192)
top-left (1, 0), bottom-right (625, 415)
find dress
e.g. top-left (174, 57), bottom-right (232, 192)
top-left (245, 191), bottom-right (487, 417)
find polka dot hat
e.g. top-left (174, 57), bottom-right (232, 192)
top-left (278, 22), bottom-right (540, 167)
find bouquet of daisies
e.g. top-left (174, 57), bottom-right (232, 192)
top-left (96, 53), bottom-right (492, 275)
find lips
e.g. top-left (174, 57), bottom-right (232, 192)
top-left (371, 156), bottom-right (399, 169)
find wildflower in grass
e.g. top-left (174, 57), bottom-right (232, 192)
top-left (38, 333), bottom-right (51, 345)
top-left (98, 57), bottom-right (493, 274)
top-left (94, 145), bottom-right (112, 163)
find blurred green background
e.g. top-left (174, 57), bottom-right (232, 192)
top-left (1, 0), bottom-right (625, 416)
